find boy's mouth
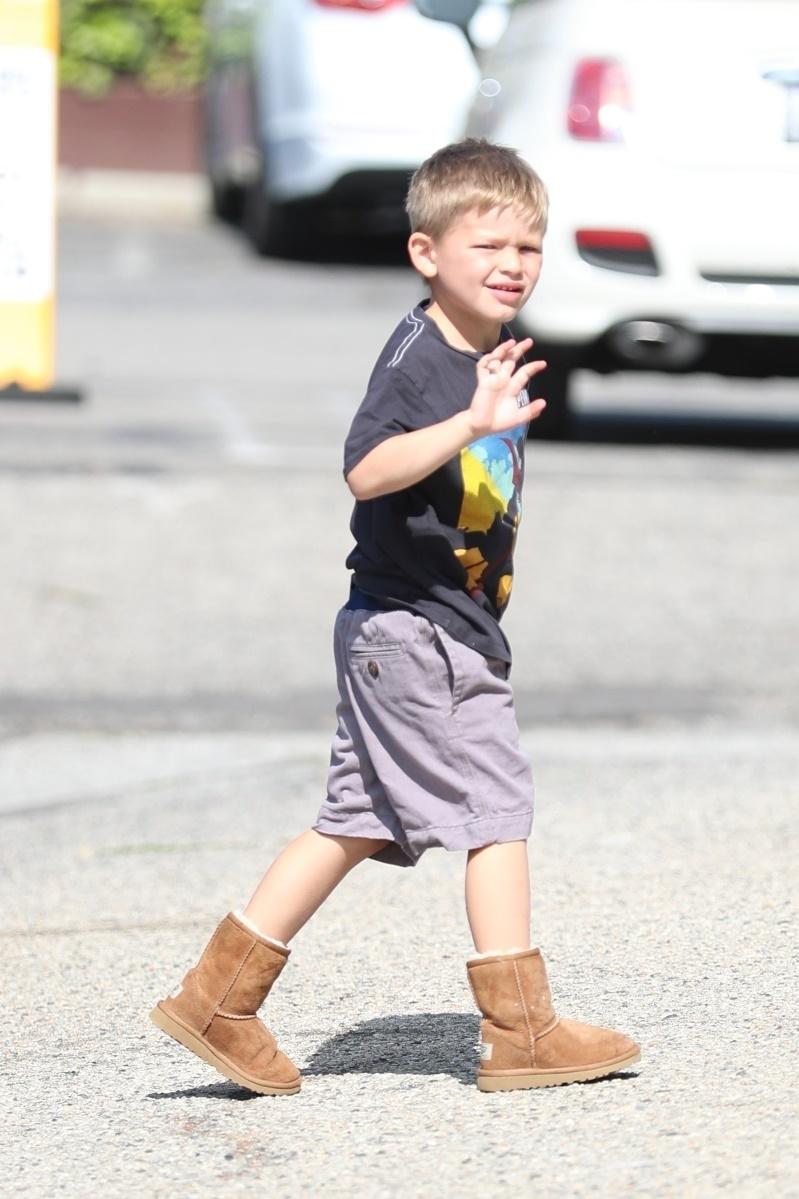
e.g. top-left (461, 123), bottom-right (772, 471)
top-left (486, 283), bottom-right (524, 300)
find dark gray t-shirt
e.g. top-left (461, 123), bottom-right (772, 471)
top-left (344, 301), bottom-right (530, 664)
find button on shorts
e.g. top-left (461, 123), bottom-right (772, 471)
top-left (312, 606), bottom-right (534, 868)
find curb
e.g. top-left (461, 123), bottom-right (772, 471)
top-left (57, 168), bottom-right (208, 223)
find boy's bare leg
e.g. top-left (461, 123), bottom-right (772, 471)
top-left (464, 839), bottom-right (641, 1087)
top-left (464, 840), bottom-right (531, 952)
top-left (243, 829), bottom-right (389, 944)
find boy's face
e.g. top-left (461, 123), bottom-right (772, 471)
top-left (408, 205), bottom-right (544, 348)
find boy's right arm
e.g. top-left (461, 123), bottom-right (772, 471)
top-left (346, 339), bottom-right (548, 501)
top-left (346, 410), bottom-right (476, 501)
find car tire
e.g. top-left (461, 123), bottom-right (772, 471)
top-left (243, 174), bottom-right (298, 257)
top-left (209, 177), bottom-right (244, 225)
top-left (527, 361), bottom-right (573, 440)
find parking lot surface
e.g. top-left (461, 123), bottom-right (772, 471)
top-left (2, 214), bottom-right (798, 1196)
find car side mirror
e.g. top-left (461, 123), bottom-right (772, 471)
top-left (416, 0), bottom-right (482, 29)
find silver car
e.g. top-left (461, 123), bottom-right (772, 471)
top-left (203, 0), bottom-right (480, 253)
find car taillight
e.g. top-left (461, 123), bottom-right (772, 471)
top-left (575, 229), bottom-right (659, 276)
top-left (567, 59), bottom-right (632, 142)
top-left (314, 0), bottom-right (406, 9)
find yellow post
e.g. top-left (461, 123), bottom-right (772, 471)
top-left (0, 0), bottom-right (58, 390)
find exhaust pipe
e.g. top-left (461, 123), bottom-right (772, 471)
top-left (607, 320), bottom-right (704, 368)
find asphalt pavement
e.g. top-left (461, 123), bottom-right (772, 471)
top-left (2, 197), bottom-right (798, 1197)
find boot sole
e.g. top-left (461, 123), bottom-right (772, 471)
top-left (476, 1048), bottom-right (641, 1091)
top-left (150, 1004), bottom-right (301, 1096)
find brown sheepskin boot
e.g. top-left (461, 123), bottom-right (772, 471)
top-left (466, 948), bottom-right (640, 1091)
top-left (150, 911), bottom-right (301, 1095)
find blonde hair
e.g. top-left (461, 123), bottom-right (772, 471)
top-left (406, 138), bottom-right (548, 239)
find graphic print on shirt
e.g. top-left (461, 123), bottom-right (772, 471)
top-left (455, 421), bottom-right (526, 613)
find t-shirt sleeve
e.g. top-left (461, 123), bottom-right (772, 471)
top-left (343, 366), bottom-right (431, 476)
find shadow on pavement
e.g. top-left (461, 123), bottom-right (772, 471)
top-left (148, 1081), bottom-right (259, 1101)
top-left (303, 1012), bottom-right (477, 1081)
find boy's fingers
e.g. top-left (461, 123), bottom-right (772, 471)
top-left (479, 357), bottom-right (501, 377)
top-left (495, 397), bottom-right (547, 432)
top-left (510, 337), bottom-right (534, 361)
top-left (521, 398), bottom-right (547, 422)
top-left (480, 342), bottom-right (536, 385)
top-left (515, 359), bottom-right (548, 385)
top-left (493, 339), bottom-right (516, 361)
top-left (479, 340), bottom-right (515, 373)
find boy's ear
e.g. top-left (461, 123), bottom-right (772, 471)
top-left (408, 231), bottom-right (437, 280)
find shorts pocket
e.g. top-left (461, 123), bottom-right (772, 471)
top-left (349, 642), bottom-right (404, 660)
top-left (427, 625), bottom-right (462, 710)
top-left (347, 640), bottom-right (406, 696)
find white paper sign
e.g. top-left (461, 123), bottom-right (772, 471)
top-left (0, 46), bottom-right (55, 303)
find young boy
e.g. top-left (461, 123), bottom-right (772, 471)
top-left (150, 138), bottom-right (640, 1094)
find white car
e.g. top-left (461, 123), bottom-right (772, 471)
top-left (203, 0), bottom-right (480, 252)
top-left (465, 0), bottom-right (799, 435)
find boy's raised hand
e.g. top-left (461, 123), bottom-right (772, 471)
top-left (468, 338), bottom-right (548, 438)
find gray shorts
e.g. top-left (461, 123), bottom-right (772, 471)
top-left (312, 606), bottom-right (534, 868)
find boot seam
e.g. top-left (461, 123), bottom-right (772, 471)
top-left (534, 1015), bottom-right (560, 1042)
top-left (512, 959), bottom-right (535, 1067)
top-left (203, 941), bottom-right (256, 1035)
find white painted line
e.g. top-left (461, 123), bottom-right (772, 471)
top-left (198, 386), bottom-right (273, 463)
top-left (198, 387), bottom-right (340, 468)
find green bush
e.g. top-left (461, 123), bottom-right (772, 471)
top-left (60, 0), bottom-right (208, 96)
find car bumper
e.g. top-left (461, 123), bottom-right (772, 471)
top-left (266, 128), bottom-right (437, 204)
top-left (523, 261), bottom-right (799, 354)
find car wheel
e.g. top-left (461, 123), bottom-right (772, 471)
top-left (209, 177), bottom-right (244, 225)
top-left (243, 175), bottom-right (298, 257)
top-left (527, 362), bottom-right (573, 440)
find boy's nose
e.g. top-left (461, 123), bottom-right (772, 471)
top-left (497, 249), bottom-right (523, 275)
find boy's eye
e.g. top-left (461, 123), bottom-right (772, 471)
top-left (474, 244), bottom-right (497, 250)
